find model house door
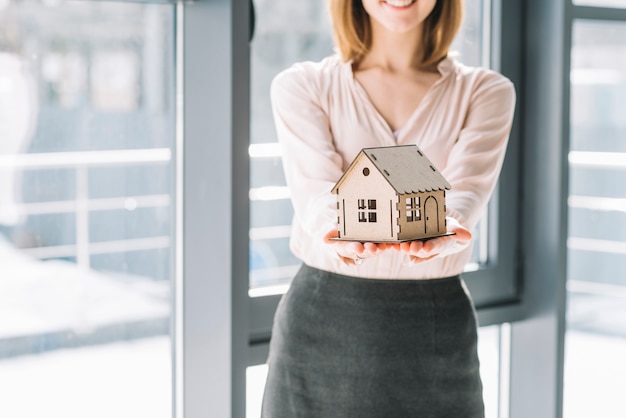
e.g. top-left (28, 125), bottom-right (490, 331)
top-left (424, 196), bottom-right (440, 235)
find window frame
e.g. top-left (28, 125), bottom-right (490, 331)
top-left (456, 0), bottom-right (524, 313)
top-left (177, 1), bottom-right (251, 417)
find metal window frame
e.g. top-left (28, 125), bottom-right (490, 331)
top-left (506, 2), bottom-right (626, 418)
top-left (460, 0), bottom-right (524, 314)
top-left (176, 1), bottom-right (250, 417)
top-left (506, 0), bottom-right (571, 417)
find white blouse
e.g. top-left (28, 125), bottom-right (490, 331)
top-left (271, 54), bottom-right (516, 279)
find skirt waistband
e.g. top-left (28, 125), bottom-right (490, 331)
top-left (295, 263), bottom-right (465, 303)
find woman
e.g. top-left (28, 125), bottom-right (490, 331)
top-left (262, 0), bottom-right (515, 417)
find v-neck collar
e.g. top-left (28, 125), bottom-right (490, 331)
top-left (345, 56), bottom-right (456, 144)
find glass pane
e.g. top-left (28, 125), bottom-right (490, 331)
top-left (573, 0), bottom-right (626, 7)
top-left (0, 3), bottom-right (174, 417)
top-left (248, 0), bottom-right (333, 291)
top-left (249, 0), bottom-right (487, 291)
top-left (246, 325), bottom-right (502, 418)
top-left (565, 20), bottom-right (626, 418)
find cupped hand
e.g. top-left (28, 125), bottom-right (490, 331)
top-left (323, 230), bottom-right (394, 265)
top-left (399, 217), bottom-right (472, 264)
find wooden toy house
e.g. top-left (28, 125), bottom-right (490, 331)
top-left (331, 145), bottom-right (452, 242)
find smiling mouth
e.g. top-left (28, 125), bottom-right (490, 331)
top-left (384, 0), bottom-right (417, 8)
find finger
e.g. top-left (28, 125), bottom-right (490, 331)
top-left (431, 237), bottom-right (457, 256)
top-left (363, 242), bottom-right (378, 254)
top-left (350, 241), bottom-right (366, 255)
top-left (323, 229), bottom-right (339, 243)
top-left (422, 237), bottom-right (448, 253)
top-left (338, 254), bottom-right (356, 265)
top-left (409, 240), bottom-right (424, 254)
top-left (449, 227), bottom-right (472, 242)
top-left (421, 239), bottom-right (434, 253)
top-left (408, 254), bottom-right (438, 264)
top-left (446, 218), bottom-right (473, 242)
top-left (400, 242), bottom-right (412, 253)
top-left (374, 242), bottom-right (387, 251)
top-left (332, 241), bottom-right (359, 259)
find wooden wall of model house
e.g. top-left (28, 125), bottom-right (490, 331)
top-left (396, 189), bottom-right (447, 241)
top-left (335, 155), bottom-right (397, 241)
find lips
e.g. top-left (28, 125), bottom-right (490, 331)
top-left (384, 0), bottom-right (417, 8)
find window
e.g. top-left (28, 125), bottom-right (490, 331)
top-left (357, 199), bottom-right (377, 223)
top-left (0, 3), bottom-right (175, 417)
top-left (564, 18), bottom-right (626, 417)
top-left (405, 196), bottom-right (421, 222)
top-left (248, 0), bottom-right (333, 291)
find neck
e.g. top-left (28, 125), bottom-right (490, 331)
top-left (361, 19), bottom-right (425, 72)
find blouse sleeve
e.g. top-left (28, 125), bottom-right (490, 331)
top-left (270, 65), bottom-right (345, 242)
top-left (443, 72), bottom-right (516, 230)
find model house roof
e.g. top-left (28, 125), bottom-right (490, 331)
top-left (332, 145), bottom-right (451, 194)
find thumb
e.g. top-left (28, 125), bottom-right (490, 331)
top-left (323, 229), bottom-right (339, 243)
top-left (446, 217), bottom-right (472, 242)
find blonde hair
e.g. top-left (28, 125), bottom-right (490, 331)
top-left (328, 0), bottom-right (464, 68)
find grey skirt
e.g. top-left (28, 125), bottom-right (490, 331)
top-left (261, 264), bottom-right (484, 418)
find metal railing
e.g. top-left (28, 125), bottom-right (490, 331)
top-left (0, 148), bottom-right (172, 269)
top-left (568, 150), bottom-right (626, 296)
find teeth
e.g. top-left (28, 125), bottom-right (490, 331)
top-left (386, 0), bottom-right (415, 7)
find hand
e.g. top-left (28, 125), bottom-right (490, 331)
top-left (399, 217), bottom-right (472, 264)
top-left (323, 230), bottom-right (394, 265)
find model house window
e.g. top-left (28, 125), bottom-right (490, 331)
top-left (358, 199), bottom-right (377, 223)
top-left (405, 196), bottom-right (421, 222)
